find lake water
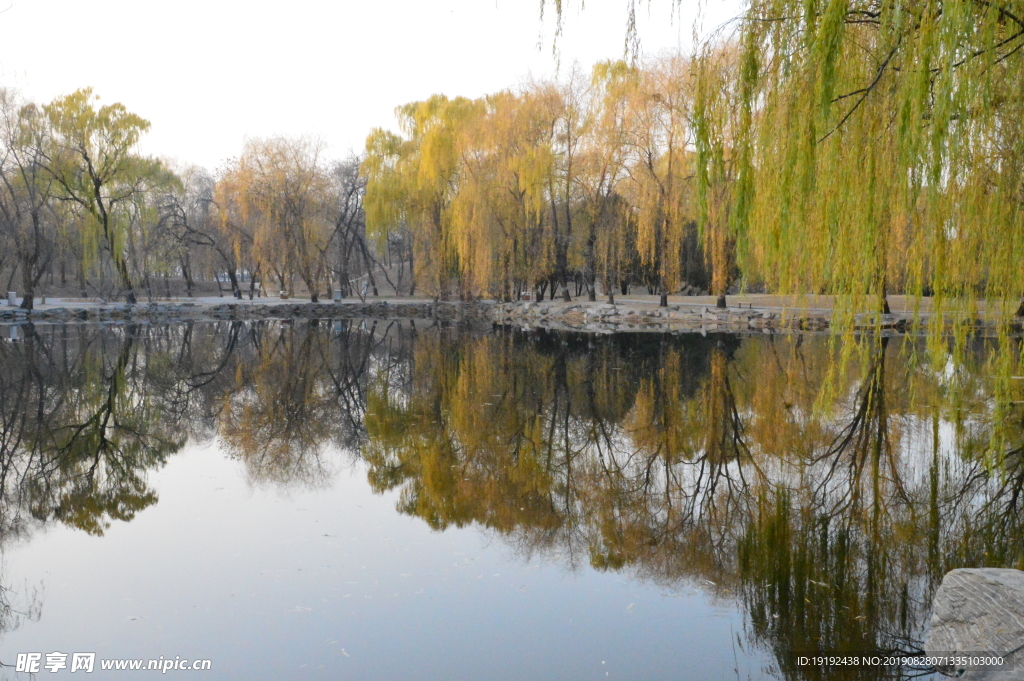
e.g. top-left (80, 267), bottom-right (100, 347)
top-left (0, 320), bottom-right (1020, 679)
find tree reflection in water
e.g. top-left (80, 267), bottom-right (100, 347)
top-left (0, 320), bottom-right (1022, 679)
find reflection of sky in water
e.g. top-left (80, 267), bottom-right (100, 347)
top-left (2, 322), bottom-right (1018, 681)
top-left (1, 443), bottom-right (764, 680)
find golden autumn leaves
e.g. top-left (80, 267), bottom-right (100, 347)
top-left (366, 0), bottom-right (1024, 326)
top-left (362, 55), bottom-right (737, 305)
top-left (2, 87), bottom-right (371, 307)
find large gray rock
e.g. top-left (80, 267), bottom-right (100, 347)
top-left (926, 568), bottom-right (1024, 679)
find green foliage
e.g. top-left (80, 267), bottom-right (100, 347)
top-left (42, 88), bottom-right (171, 301)
top-left (736, 0), bottom-right (1024, 324)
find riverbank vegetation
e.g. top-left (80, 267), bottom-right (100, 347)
top-left (1, 0), bottom-right (1022, 331)
top-left (365, 0), bottom-right (1024, 325)
top-left (0, 89), bottom-right (381, 310)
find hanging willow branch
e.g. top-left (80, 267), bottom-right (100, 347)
top-left (734, 0), bottom-right (1024, 330)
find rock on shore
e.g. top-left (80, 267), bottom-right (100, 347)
top-left (0, 298), bottom-right (877, 335)
top-left (488, 300), bottom-right (832, 334)
top-left (925, 568), bottom-right (1024, 679)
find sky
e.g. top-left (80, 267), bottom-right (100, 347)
top-left (0, 0), bottom-right (742, 172)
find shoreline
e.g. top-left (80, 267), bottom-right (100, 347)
top-left (0, 296), bottom-right (879, 334)
top-left (0, 295), bottom-right (1015, 336)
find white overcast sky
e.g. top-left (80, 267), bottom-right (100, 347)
top-left (0, 0), bottom-right (742, 172)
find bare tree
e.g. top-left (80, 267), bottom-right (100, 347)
top-left (0, 91), bottom-right (59, 310)
top-left (161, 165), bottom-right (252, 299)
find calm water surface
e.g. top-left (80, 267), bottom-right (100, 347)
top-left (0, 321), bottom-right (1021, 680)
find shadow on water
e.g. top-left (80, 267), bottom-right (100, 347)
top-left (1, 320), bottom-right (1023, 679)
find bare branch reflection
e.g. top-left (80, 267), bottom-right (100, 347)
top-left (0, 320), bottom-right (1022, 679)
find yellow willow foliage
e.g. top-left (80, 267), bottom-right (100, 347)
top-left (586, 62), bottom-right (643, 299)
top-left (364, 95), bottom-right (478, 299)
top-left (736, 0), bottom-right (1024, 327)
top-left (224, 137), bottom-right (333, 298)
top-left (212, 167), bottom-right (255, 268)
top-left (617, 55), bottom-right (697, 297)
top-left (361, 127), bottom-right (406, 248)
top-left (693, 42), bottom-right (746, 300)
top-left (451, 88), bottom-right (559, 298)
top-left (366, 57), bottom-right (725, 301)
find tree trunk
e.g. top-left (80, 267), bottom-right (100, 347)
top-left (549, 180), bottom-right (572, 304)
top-left (338, 264), bottom-right (349, 298)
top-left (248, 265), bottom-right (260, 300)
top-left (716, 294), bottom-right (727, 309)
top-left (876, 246), bottom-right (891, 315)
top-left (367, 267), bottom-right (378, 297)
top-left (586, 230), bottom-right (597, 302)
top-left (20, 256), bottom-right (35, 310)
top-left (227, 269), bottom-right (242, 299)
top-left (181, 255), bottom-right (194, 298)
top-left (404, 241), bottom-right (415, 297)
top-left (358, 238), bottom-right (379, 296)
top-left (122, 280), bottom-right (137, 304)
top-left (6, 263), bottom-right (19, 292)
top-left (113, 252), bottom-right (136, 304)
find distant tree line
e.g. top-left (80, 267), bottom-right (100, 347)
top-left (367, 0), bottom-right (1024, 317)
top-left (362, 55), bottom-right (726, 306)
top-left (0, 89), bottom-right (387, 310)
top-left (7, 0), bottom-right (1023, 319)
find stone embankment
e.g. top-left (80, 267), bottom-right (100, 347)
top-left (0, 300), bottom-right (492, 325)
top-left (0, 298), bottom-right (920, 335)
top-left (490, 301), bottom-right (841, 334)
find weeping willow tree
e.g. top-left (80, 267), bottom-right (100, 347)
top-left (450, 89), bottom-right (555, 300)
top-left (693, 43), bottom-right (746, 309)
top-left (225, 137), bottom-right (334, 301)
top-left (619, 56), bottom-right (697, 306)
top-left (43, 89), bottom-right (167, 305)
top-left (733, 0), bottom-right (1024, 325)
top-left (580, 62), bottom-right (635, 302)
top-left (364, 95), bottom-right (478, 300)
